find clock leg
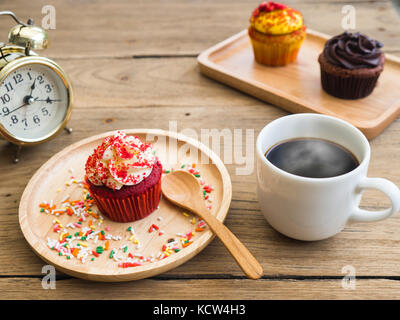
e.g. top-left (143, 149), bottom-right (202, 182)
top-left (64, 127), bottom-right (73, 134)
top-left (13, 145), bottom-right (22, 164)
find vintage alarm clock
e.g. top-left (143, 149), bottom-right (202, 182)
top-left (0, 11), bottom-right (73, 163)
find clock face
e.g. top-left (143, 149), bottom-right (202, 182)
top-left (0, 63), bottom-right (69, 142)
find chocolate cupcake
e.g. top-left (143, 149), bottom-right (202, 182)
top-left (318, 32), bottom-right (384, 99)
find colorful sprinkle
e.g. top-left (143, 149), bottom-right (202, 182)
top-left (43, 164), bottom-right (211, 267)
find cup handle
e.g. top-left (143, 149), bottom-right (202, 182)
top-left (350, 177), bottom-right (400, 222)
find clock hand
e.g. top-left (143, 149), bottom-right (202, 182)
top-left (33, 97), bottom-right (61, 104)
top-left (5, 95), bottom-right (36, 116)
top-left (7, 102), bottom-right (28, 115)
top-left (29, 79), bottom-right (36, 97)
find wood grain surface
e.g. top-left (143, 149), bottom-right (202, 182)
top-left (0, 0), bottom-right (400, 299)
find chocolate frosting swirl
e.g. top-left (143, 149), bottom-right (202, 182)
top-left (323, 32), bottom-right (383, 69)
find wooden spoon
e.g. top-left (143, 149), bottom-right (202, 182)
top-left (161, 170), bottom-right (263, 280)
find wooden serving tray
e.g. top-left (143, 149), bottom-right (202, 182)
top-left (19, 129), bottom-right (232, 281)
top-left (198, 29), bottom-right (400, 139)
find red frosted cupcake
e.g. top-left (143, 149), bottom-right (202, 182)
top-left (85, 131), bottom-right (162, 222)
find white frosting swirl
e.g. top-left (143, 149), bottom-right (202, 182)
top-left (85, 131), bottom-right (156, 190)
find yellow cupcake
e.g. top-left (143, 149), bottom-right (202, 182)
top-left (248, 2), bottom-right (306, 66)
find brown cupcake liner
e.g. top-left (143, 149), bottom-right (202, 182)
top-left (90, 179), bottom-right (162, 223)
top-left (320, 68), bottom-right (381, 99)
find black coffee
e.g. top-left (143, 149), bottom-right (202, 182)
top-left (265, 138), bottom-right (359, 178)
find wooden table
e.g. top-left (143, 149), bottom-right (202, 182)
top-left (1, 0), bottom-right (400, 300)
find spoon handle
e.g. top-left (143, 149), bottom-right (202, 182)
top-left (198, 207), bottom-right (263, 280)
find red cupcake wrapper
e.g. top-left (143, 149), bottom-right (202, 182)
top-left (90, 178), bottom-right (162, 223)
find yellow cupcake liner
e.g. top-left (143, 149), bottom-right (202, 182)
top-left (248, 27), bottom-right (306, 66)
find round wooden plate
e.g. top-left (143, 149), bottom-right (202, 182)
top-left (19, 129), bottom-right (232, 281)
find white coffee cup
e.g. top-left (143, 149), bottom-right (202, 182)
top-left (256, 113), bottom-right (400, 241)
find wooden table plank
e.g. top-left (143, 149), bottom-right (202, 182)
top-left (1, 100), bottom-right (399, 277)
top-left (0, 0), bottom-right (398, 59)
top-left (1, 277), bottom-right (400, 300)
top-left (55, 57), bottom-right (266, 108)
